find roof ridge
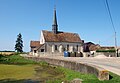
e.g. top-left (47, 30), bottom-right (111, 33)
top-left (42, 30), bottom-right (78, 34)
top-left (62, 31), bottom-right (78, 34)
top-left (31, 40), bottom-right (40, 42)
top-left (42, 30), bottom-right (52, 32)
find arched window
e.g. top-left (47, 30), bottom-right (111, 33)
top-left (76, 45), bottom-right (78, 51)
top-left (55, 45), bottom-right (57, 50)
top-left (67, 44), bottom-right (69, 51)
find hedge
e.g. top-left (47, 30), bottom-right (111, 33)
top-left (96, 49), bottom-right (116, 52)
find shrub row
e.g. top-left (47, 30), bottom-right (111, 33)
top-left (96, 49), bottom-right (116, 52)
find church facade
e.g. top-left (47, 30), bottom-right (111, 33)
top-left (30, 8), bottom-right (83, 56)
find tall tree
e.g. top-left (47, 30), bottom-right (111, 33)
top-left (15, 33), bottom-right (23, 52)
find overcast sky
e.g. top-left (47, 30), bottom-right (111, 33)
top-left (0, 0), bottom-right (120, 52)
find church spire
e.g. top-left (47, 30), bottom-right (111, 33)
top-left (52, 7), bottom-right (58, 34)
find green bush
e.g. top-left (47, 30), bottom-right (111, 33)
top-left (0, 54), bottom-right (38, 64)
top-left (96, 49), bottom-right (116, 52)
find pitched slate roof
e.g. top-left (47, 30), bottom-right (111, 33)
top-left (30, 41), bottom-right (40, 47)
top-left (42, 30), bottom-right (82, 43)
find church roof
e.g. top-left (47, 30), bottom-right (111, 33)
top-left (42, 30), bottom-right (82, 43)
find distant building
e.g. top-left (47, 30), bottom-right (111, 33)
top-left (30, 8), bottom-right (83, 56)
top-left (83, 42), bottom-right (100, 52)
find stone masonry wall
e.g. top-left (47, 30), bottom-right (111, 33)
top-left (25, 56), bottom-right (109, 81)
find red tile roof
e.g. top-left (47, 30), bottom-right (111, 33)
top-left (30, 41), bottom-right (44, 50)
top-left (30, 41), bottom-right (40, 47)
top-left (42, 30), bottom-right (82, 43)
top-left (89, 45), bottom-right (100, 51)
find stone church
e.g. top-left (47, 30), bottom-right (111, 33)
top-left (30, 8), bottom-right (83, 56)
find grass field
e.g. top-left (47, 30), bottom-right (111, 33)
top-left (0, 64), bottom-right (35, 80)
top-left (0, 54), bottom-right (120, 83)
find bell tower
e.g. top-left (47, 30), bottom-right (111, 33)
top-left (52, 7), bottom-right (58, 34)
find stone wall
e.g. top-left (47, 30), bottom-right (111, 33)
top-left (31, 42), bottom-right (83, 57)
top-left (38, 52), bottom-right (63, 57)
top-left (25, 56), bottom-right (109, 80)
top-left (29, 52), bottom-right (63, 57)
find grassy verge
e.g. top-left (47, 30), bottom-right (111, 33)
top-left (51, 67), bottom-right (120, 83)
top-left (0, 54), bottom-right (120, 83)
top-left (0, 54), bottom-right (38, 64)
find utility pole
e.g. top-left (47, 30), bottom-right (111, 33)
top-left (115, 32), bottom-right (117, 48)
top-left (115, 32), bottom-right (118, 57)
top-left (105, 0), bottom-right (118, 57)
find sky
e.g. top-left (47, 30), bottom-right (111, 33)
top-left (0, 0), bottom-right (120, 52)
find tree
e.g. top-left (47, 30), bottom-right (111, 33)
top-left (15, 33), bottom-right (23, 52)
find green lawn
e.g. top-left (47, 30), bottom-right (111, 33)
top-left (0, 54), bottom-right (120, 83)
top-left (0, 64), bottom-right (36, 80)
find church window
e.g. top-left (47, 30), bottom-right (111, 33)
top-left (55, 45), bottom-right (57, 50)
top-left (67, 45), bottom-right (69, 51)
top-left (76, 45), bottom-right (78, 51)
